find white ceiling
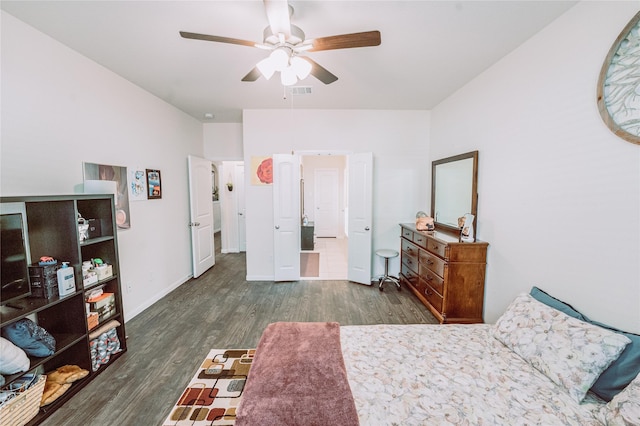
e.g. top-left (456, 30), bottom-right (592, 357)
top-left (1, 0), bottom-right (577, 123)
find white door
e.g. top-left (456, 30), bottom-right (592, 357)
top-left (347, 152), bottom-right (373, 285)
top-left (273, 154), bottom-right (300, 281)
top-left (188, 155), bottom-right (215, 278)
top-left (235, 163), bottom-right (246, 252)
top-left (314, 168), bottom-right (339, 237)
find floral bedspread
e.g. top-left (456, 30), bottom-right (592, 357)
top-left (340, 324), bottom-right (604, 426)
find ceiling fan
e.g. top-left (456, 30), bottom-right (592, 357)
top-left (179, 0), bottom-right (381, 86)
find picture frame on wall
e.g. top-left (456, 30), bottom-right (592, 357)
top-left (83, 162), bottom-right (131, 229)
top-left (250, 156), bottom-right (273, 185)
top-left (146, 169), bottom-right (162, 199)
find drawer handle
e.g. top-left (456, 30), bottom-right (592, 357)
top-left (426, 275), bottom-right (433, 282)
top-left (425, 289), bottom-right (433, 296)
top-left (432, 245), bottom-right (439, 250)
top-left (426, 259), bottom-right (434, 265)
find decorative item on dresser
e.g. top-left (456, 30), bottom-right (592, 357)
top-left (399, 223), bottom-right (488, 323)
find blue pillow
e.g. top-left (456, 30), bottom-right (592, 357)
top-left (587, 319), bottom-right (640, 401)
top-left (530, 286), bottom-right (640, 402)
top-left (1, 318), bottom-right (56, 358)
top-left (529, 286), bottom-right (587, 321)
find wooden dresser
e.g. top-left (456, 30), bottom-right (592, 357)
top-left (399, 223), bottom-right (488, 324)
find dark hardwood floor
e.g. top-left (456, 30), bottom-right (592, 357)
top-left (41, 233), bottom-right (437, 426)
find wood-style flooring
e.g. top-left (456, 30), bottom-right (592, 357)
top-left (41, 233), bottom-right (437, 426)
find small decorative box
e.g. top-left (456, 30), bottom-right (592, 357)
top-left (83, 271), bottom-right (98, 287)
top-left (95, 264), bottom-right (113, 281)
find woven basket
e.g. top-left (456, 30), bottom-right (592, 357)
top-left (0, 375), bottom-right (45, 426)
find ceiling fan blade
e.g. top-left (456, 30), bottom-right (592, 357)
top-left (242, 67), bottom-right (262, 82)
top-left (305, 57), bottom-right (338, 84)
top-left (263, 0), bottom-right (291, 39)
top-left (179, 31), bottom-right (256, 48)
top-left (308, 30), bottom-right (381, 52)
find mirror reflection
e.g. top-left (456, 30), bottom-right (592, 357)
top-left (431, 151), bottom-right (478, 234)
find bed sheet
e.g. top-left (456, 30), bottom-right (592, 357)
top-left (340, 324), bottom-right (604, 425)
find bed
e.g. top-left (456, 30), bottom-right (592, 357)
top-left (235, 287), bottom-right (640, 426)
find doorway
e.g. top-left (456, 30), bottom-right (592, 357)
top-left (218, 160), bottom-right (246, 254)
top-left (300, 155), bottom-right (347, 280)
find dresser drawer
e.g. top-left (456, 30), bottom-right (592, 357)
top-left (419, 250), bottom-right (445, 277)
top-left (402, 253), bottom-right (419, 274)
top-left (423, 283), bottom-right (443, 313)
top-left (401, 239), bottom-right (419, 258)
top-left (419, 263), bottom-right (444, 295)
top-left (402, 227), bottom-right (414, 240)
top-left (412, 232), bottom-right (428, 249)
top-left (401, 263), bottom-right (419, 288)
top-left (425, 236), bottom-right (447, 258)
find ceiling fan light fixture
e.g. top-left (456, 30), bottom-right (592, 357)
top-left (181, 2), bottom-right (382, 88)
top-left (256, 57), bottom-right (276, 80)
top-left (290, 56), bottom-right (311, 80)
top-left (280, 67), bottom-right (297, 86)
top-left (269, 48), bottom-right (290, 71)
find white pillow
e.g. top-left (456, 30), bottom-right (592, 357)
top-left (493, 293), bottom-right (631, 403)
top-left (600, 371), bottom-right (640, 425)
top-left (0, 336), bottom-right (30, 375)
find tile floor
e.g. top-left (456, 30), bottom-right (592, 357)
top-left (303, 237), bottom-right (348, 280)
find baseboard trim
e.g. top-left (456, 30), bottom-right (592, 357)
top-left (245, 274), bottom-right (275, 281)
top-left (124, 273), bottom-right (193, 322)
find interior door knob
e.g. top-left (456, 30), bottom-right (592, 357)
top-left (275, 225), bottom-right (280, 229)
top-left (365, 226), bottom-right (370, 231)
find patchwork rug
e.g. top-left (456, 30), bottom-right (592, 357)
top-left (162, 349), bottom-right (255, 426)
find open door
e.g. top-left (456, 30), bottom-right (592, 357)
top-left (235, 163), bottom-right (247, 252)
top-left (188, 155), bottom-right (215, 278)
top-left (347, 153), bottom-right (373, 284)
top-left (273, 153), bottom-right (301, 281)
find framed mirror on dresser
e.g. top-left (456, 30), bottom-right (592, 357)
top-left (431, 150), bottom-right (478, 234)
top-left (399, 150), bottom-right (489, 324)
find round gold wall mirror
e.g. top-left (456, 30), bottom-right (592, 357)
top-left (597, 12), bottom-right (640, 145)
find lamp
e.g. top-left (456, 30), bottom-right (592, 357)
top-left (256, 47), bottom-right (312, 86)
top-left (256, 56), bottom-right (276, 80)
top-left (280, 66), bottom-right (297, 86)
top-left (290, 56), bottom-right (311, 80)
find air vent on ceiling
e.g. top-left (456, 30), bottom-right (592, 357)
top-left (289, 86), bottom-right (312, 95)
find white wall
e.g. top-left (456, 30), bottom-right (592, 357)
top-left (242, 109), bottom-right (430, 280)
top-left (431, 2), bottom-right (640, 332)
top-left (203, 123), bottom-right (243, 160)
top-left (1, 12), bottom-right (204, 320)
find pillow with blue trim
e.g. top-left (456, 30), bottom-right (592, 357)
top-left (530, 286), bottom-right (587, 320)
top-left (530, 286), bottom-right (640, 402)
top-left (495, 293), bottom-right (630, 403)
